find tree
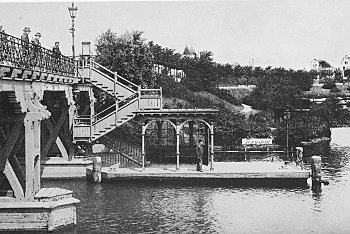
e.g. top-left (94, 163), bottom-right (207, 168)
top-left (182, 50), bottom-right (217, 91)
top-left (95, 29), bottom-right (156, 88)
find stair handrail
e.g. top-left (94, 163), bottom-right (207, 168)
top-left (115, 73), bottom-right (140, 91)
top-left (90, 96), bottom-right (139, 127)
top-left (90, 60), bottom-right (140, 93)
top-left (98, 138), bottom-right (142, 166)
top-left (91, 104), bottom-right (117, 122)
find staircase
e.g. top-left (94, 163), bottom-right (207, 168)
top-left (97, 129), bottom-right (142, 165)
top-left (73, 58), bottom-right (162, 144)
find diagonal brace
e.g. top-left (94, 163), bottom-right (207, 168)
top-left (0, 118), bottom-right (24, 172)
top-left (41, 108), bottom-right (69, 159)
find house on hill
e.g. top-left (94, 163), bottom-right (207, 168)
top-left (183, 44), bottom-right (196, 59)
top-left (310, 59), bottom-right (335, 83)
top-left (340, 55), bottom-right (350, 81)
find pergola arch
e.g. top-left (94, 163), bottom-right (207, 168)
top-left (142, 119), bottom-right (176, 135)
top-left (138, 109), bottom-right (217, 171)
top-left (179, 119), bottom-right (212, 133)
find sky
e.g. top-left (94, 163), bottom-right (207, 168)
top-left (1, 0), bottom-right (350, 70)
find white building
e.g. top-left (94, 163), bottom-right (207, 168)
top-left (310, 59), bottom-right (335, 82)
top-left (340, 55), bottom-right (350, 81)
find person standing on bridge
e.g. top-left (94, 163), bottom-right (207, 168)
top-left (196, 139), bottom-right (204, 172)
top-left (31, 32), bottom-right (41, 68)
top-left (52, 42), bottom-right (61, 72)
top-left (21, 27), bottom-right (31, 66)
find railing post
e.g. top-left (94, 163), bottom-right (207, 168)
top-left (114, 72), bottom-right (118, 126)
top-left (141, 123), bottom-right (146, 171)
top-left (210, 124), bottom-right (214, 171)
top-left (138, 87), bottom-right (141, 110)
top-left (176, 124), bottom-right (180, 171)
top-left (160, 87), bottom-right (163, 110)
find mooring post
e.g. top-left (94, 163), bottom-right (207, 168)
top-left (311, 155), bottom-right (322, 189)
top-left (92, 156), bottom-right (102, 183)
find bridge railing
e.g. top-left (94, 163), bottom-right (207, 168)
top-left (0, 32), bottom-right (75, 76)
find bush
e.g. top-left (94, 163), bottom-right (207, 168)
top-left (208, 88), bottom-right (241, 105)
top-left (322, 79), bottom-right (336, 89)
top-left (330, 87), bottom-right (341, 93)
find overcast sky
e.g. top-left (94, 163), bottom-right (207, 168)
top-left (1, 0), bottom-right (350, 70)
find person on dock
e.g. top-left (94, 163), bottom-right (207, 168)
top-left (196, 139), bottom-right (204, 172)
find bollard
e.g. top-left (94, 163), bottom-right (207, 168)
top-left (311, 155), bottom-right (322, 190)
top-left (92, 156), bottom-right (102, 183)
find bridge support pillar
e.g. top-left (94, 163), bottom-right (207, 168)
top-left (24, 112), bottom-right (43, 200)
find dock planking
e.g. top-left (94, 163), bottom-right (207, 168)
top-left (34, 187), bottom-right (73, 202)
top-left (87, 161), bottom-right (310, 185)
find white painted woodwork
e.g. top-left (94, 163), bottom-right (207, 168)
top-left (3, 161), bottom-right (24, 199)
top-left (55, 138), bottom-right (69, 160)
top-left (74, 61), bottom-right (162, 142)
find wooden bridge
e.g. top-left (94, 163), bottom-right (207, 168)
top-left (0, 30), bottom-right (218, 231)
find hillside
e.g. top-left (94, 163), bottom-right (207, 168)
top-left (163, 91), bottom-right (243, 112)
top-left (159, 75), bottom-right (243, 112)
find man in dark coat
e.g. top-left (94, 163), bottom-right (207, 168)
top-left (21, 27), bottom-right (30, 50)
top-left (52, 42), bottom-right (61, 72)
top-left (21, 27), bottom-right (31, 66)
top-left (195, 139), bottom-right (204, 172)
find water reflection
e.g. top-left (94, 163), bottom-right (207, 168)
top-left (40, 128), bottom-right (350, 234)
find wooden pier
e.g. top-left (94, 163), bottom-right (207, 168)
top-left (87, 161), bottom-right (310, 186)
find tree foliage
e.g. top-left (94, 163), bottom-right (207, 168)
top-left (95, 29), bottom-right (156, 88)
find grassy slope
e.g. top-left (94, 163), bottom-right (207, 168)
top-left (305, 83), bottom-right (350, 96)
top-left (163, 91), bottom-right (243, 111)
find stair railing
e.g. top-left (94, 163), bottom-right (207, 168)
top-left (139, 88), bottom-right (163, 110)
top-left (90, 60), bottom-right (139, 93)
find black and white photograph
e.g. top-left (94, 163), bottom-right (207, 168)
top-left (0, 0), bottom-right (350, 233)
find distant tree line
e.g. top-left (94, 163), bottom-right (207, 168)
top-left (94, 29), bottom-right (350, 148)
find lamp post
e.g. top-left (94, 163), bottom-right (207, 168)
top-left (284, 105), bottom-right (291, 161)
top-left (68, 2), bottom-right (78, 59)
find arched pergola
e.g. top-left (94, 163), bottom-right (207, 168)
top-left (137, 109), bottom-right (218, 171)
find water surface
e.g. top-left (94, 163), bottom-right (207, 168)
top-left (44, 128), bottom-right (350, 234)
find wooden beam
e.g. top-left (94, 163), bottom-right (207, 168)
top-left (24, 116), bottom-right (35, 200)
top-left (3, 160), bottom-right (24, 199)
top-left (33, 119), bottom-right (41, 194)
top-left (0, 126), bottom-right (7, 145)
top-left (43, 117), bottom-right (69, 160)
top-left (0, 119), bottom-right (24, 172)
top-left (8, 129), bottom-right (25, 189)
top-left (8, 154), bottom-right (25, 189)
top-left (41, 108), bottom-right (68, 159)
top-left (0, 124), bottom-right (25, 189)
top-left (0, 173), bottom-right (5, 186)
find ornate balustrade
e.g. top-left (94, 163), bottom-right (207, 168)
top-left (0, 32), bottom-right (75, 76)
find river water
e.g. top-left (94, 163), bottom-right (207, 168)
top-left (43, 128), bottom-right (350, 234)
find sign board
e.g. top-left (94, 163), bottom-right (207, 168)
top-left (242, 138), bottom-right (272, 145)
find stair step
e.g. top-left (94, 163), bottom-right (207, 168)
top-left (91, 80), bottom-right (98, 83)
